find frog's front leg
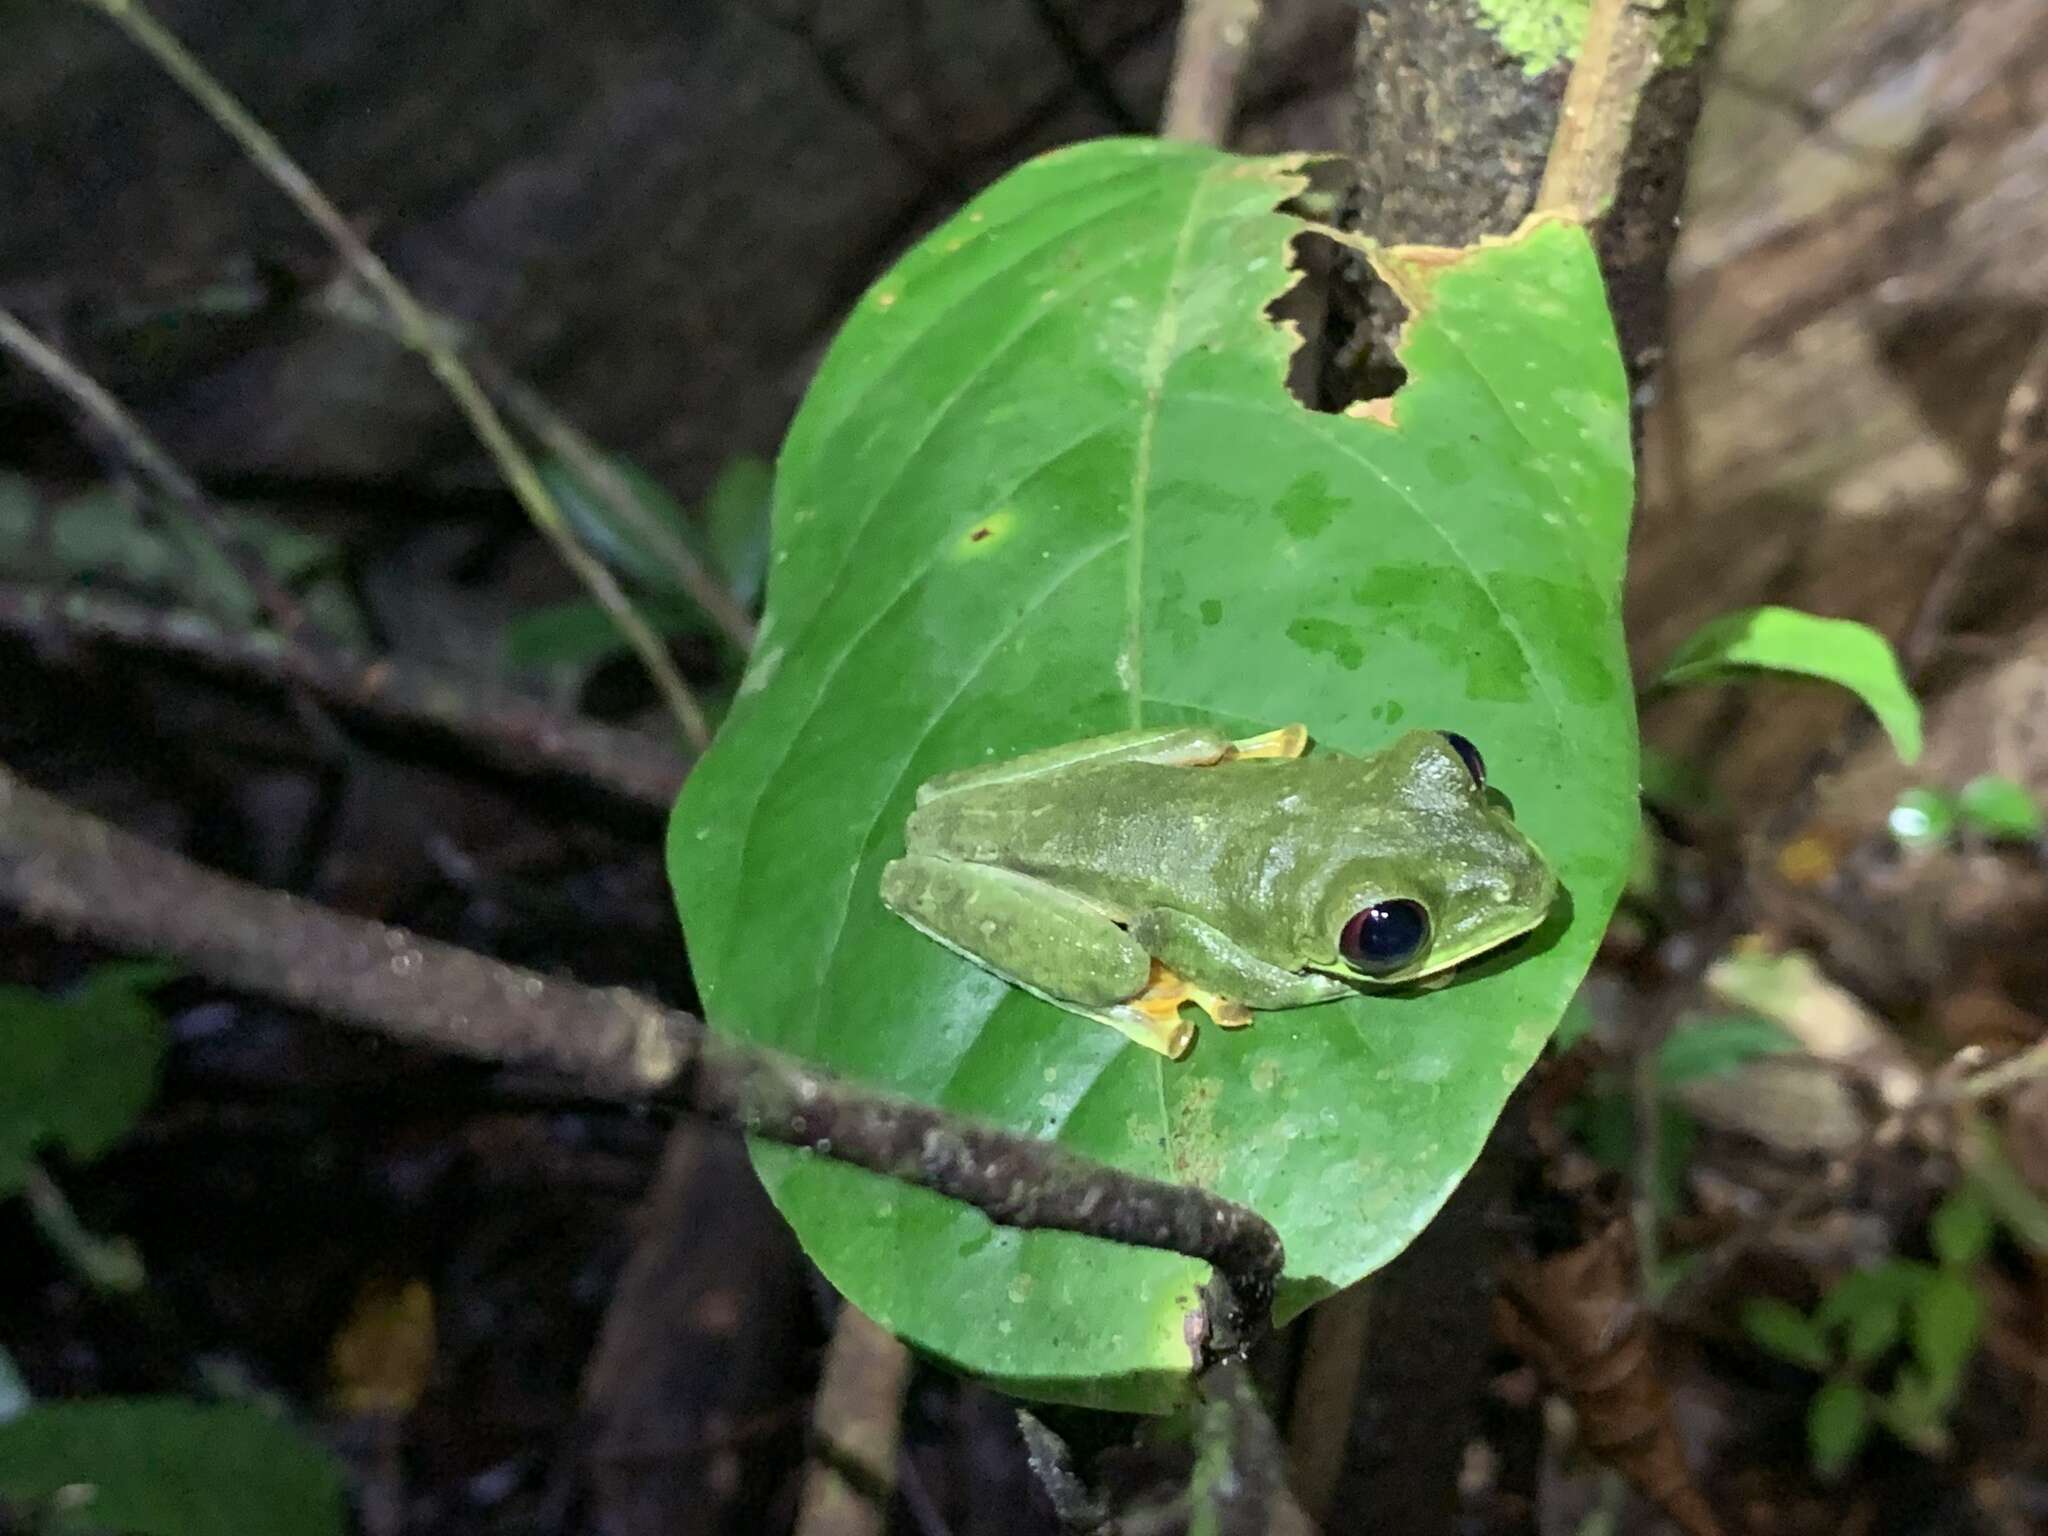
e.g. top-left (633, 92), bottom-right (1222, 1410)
top-left (1126, 907), bottom-right (1354, 1021)
top-left (880, 855), bottom-right (1194, 1057)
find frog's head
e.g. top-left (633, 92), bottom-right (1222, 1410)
top-left (1305, 730), bottom-right (1557, 987)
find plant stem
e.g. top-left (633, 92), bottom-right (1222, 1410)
top-left (1161, 0), bottom-right (1266, 145)
top-left (71, 0), bottom-right (712, 752)
top-left (1534, 0), bottom-right (1663, 221)
top-left (20, 1160), bottom-right (147, 1295)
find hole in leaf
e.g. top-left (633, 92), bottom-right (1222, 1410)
top-left (1267, 164), bottom-right (1409, 417)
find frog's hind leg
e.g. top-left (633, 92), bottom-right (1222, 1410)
top-left (1227, 723), bottom-right (1309, 760)
top-left (880, 855), bottom-right (1192, 1057)
top-left (915, 726), bottom-right (1237, 805)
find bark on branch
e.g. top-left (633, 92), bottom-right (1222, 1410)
top-left (0, 761), bottom-right (1283, 1349)
top-left (0, 584), bottom-right (686, 814)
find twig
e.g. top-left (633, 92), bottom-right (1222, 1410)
top-left (1904, 326), bottom-right (2048, 679)
top-left (1942, 1036), bottom-right (2048, 1104)
top-left (1160, 0), bottom-right (1266, 145)
top-left (21, 1159), bottom-right (147, 1296)
top-left (1191, 1359), bottom-right (1315, 1536)
top-left (0, 583), bottom-right (687, 812)
top-left (794, 1306), bottom-right (912, 1536)
top-left (71, 0), bottom-right (712, 753)
top-left (0, 762), bottom-right (1283, 1347)
top-left (1533, 0), bottom-right (1662, 221)
top-left (0, 303), bottom-right (313, 640)
top-left (1017, 1413), bottom-right (1108, 1532)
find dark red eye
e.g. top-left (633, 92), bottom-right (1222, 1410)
top-left (1439, 731), bottom-right (1486, 789)
top-left (1339, 900), bottom-right (1432, 976)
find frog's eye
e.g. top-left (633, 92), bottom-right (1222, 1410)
top-left (1438, 731), bottom-right (1486, 789)
top-left (1339, 900), bottom-right (1432, 976)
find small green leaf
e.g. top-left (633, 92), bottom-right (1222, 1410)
top-left (1961, 1119), bottom-right (2048, 1255)
top-left (1910, 1269), bottom-right (1982, 1401)
top-left (1889, 788), bottom-right (1956, 850)
top-left (1550, 993), bottom-right (1598, 1053)
top-left (1930, 1187), bottom-right (1995, 1269)
top-left (0, 1399), bottom-right (344, 1536)
top-left (1659, 607), bottom-right (1922, 764)
top-left (1807, 1380), bottom-right (1871, 1479)
top-left (1637, 743), bottom-right (1716, 814)
top-left (502, 592), bottom-right (711, 671)
top-left (701, 456), bottom-right (775, 605)
top-left (1655, 1014), bottom-right (1800, 1088)
top-left (1841, 1293), bottom-right (1903, 1366)
top-left (540, 454), bottom-right (706, 597)
top-left (1876, 1367), bottom-right (1952, 1453)
top-left (0, 1348), bottom-right (28, 1425)
top-left (0, 971), bottom-right (167, 1198)
top-left (1955, 774), bottom-right (2044, 842)
top-left (1742, 1298), bottom-right (1831, 1370)
top-left (1816, 1262), bottom-right (1928, 1333)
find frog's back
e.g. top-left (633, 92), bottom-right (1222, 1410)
top-left (902, 752), bottom-right (1379, 925)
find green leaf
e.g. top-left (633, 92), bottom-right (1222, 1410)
top-left (0, 971), bottom-right (167, 1198)
top-left (0, 1347), bottom-right (27, 1425)
top-left (1550, 993), bottom-right (1598, 1053)
top-left (1875, 1368), bottom-right (1951, 1453)
top-left (1742, 1298), bottom-right (1831, 1370)
top-left (1955, 774), bottom-right (2044, 842)
top-left (1658, 607), bottom-right (1922, 764)
top-left (1841, 1291), bottom-right (1903, 1366)
top-left (1930, 1186), bottom-right (1995, 1269)
top-left (668, 140), bottom-right (1638, 1408)
top-left (0, 1398), bottom-right (345, 1536)
top-left (1961, 1118), bottom-right (2048, 1255)
top-left (1654, 1014), bottom-right (1800, 1088)
top-left (1889, 787), bottom-right (1956, 851)
top-left (1807, 1379), bottom-right (1871, 1480)
top-left (702, 456), bottom-right (775, 605)
top-left (0, 479), bottom-right (366, 646)
top-left (1637, 743), bottom-right (1716, 814)
top-left (1909, 1269), bottom-right (1982, 1401)
top-left (1816, 1262), bottom-right (1928, 1333)
top-left (540, 454), bottom-right (705, 597)
top-left (502, 592), bottom-right (712, 671)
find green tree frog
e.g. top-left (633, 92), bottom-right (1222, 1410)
top-left (880, 723), bottom-right (1558, 1059)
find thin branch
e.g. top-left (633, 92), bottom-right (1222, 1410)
top-left (794, 1306), bottom-right (911, 1536)
top-left (1942, 1036), bottom-right (2048, 1104)
top-left (1534, 0), bottom-right (1662, 221)
top-left (71, 0), bottom-right (712, 752)
top-left (0, 762), bottom-right (1283, 1347)
top-left (1160, 0), bottom-right (1266, 146)
top-left (1904, 325), bottom-right (2048, 679)
top-left (0, 303), bottom-right (313, 640)
top-left (0, 583), bottom-right (687, 812)
top-left (1189, 1360), bottom-right (1315, 1536)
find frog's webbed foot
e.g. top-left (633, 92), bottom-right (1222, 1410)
top-left (1226, 723), bottom-right (1309, 761)
top-left (1127, 960), bottom-right (1254, 1037)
